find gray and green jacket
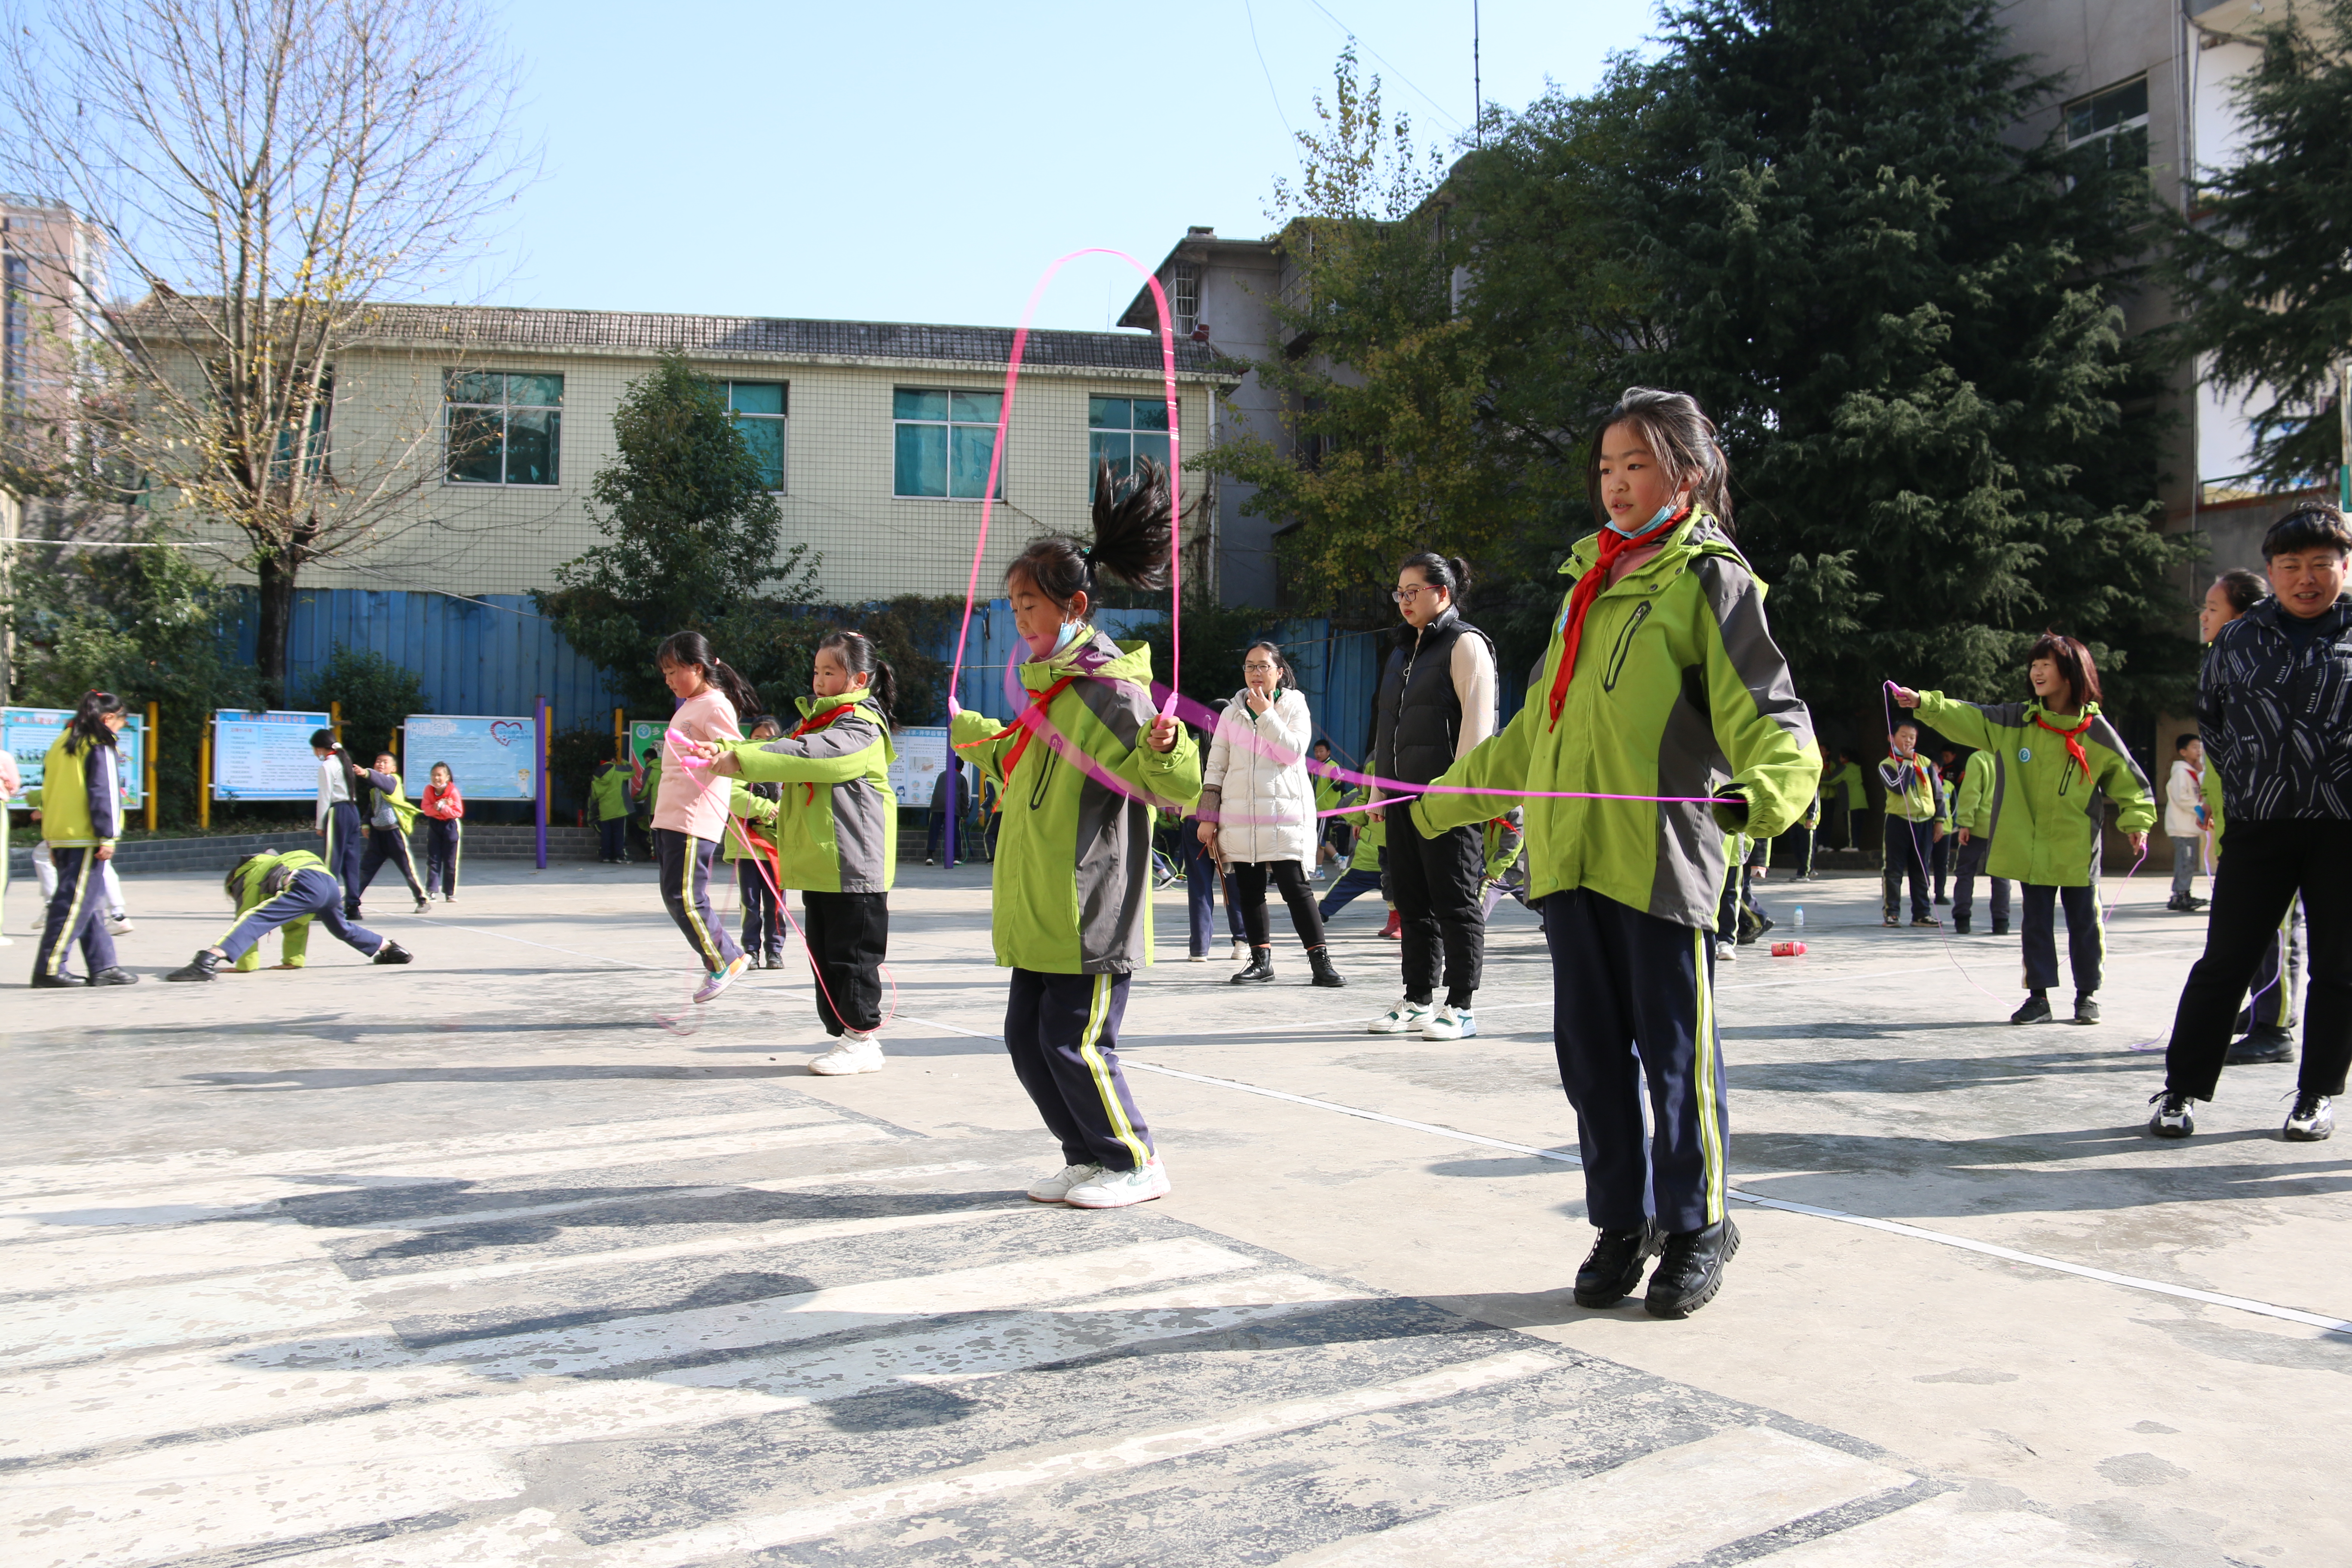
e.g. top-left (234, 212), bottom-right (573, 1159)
top-left (1414, 511), bottom-right (1819, 930)
top-left (1913, 695), bottom-right (2156, 886)
top-left (718, 689), bottom-right (898, 893)
top-left (950, 628), bottom-right (1202, 973)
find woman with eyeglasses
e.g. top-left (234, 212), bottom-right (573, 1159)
top-left (1366, 552), bottom-right (1501, 1040)
top-left (1198, 641), bottom-right (1345, 987)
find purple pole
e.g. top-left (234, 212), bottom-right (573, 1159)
top-left (534, 695), bottom-right (548, 870)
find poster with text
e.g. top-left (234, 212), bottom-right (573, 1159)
top-left (401, 715), bottom-right (539, 799)
top-left (8, 707), bottom-right (146, 806)
top-left (891, 726), bottom-right (948, 809)
top-left (211, 710), bottom-right (332, 801)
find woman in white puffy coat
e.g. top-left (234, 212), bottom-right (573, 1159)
top-left (1197, 642), bottom-right (1346, 988)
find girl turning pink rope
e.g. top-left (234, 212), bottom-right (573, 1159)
top-left (1411, 388), bottom-right (1822, 1322)
top-left (951, 458), bottom-right (1198, 1212)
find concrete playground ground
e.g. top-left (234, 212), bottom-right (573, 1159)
top-left (2, 856), bottom-right (2344, 1568)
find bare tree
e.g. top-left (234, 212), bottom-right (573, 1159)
top-left (1, 0), bottom-right (534, 697)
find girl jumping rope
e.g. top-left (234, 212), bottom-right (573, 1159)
top-left (1413, 388), bottom-right (1819, 1319)
top-left (649, 630), bottom-right (761, 1004)
top-left (949, 458), bottom-right (1199, 1210)
top-left (693, 631), bottom-right (900, 1075)
top-left (1893, 633), bottom-right (2154, 1026)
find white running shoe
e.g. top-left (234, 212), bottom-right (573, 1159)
top-left (109, 916), bottom-right (133, 934)
top-left (692, 953), bottom-right (750, 1004)
top-left (1188, 953), bottom-right (1209, 963)
top-left (1422, 1003), bottom-right (1477, 1041)
top-left (1715, 940), bottom-right (1737, 963)
top-left (1026, 1162), bottom-right (1103, 1203)
top-left (1065, 1160), bottom-right (1171, 1209)
top-left (1230, 940), bottom-right (1247, 962)
top-left (1367, 999), bottom-right (1432, 1035)
top-left (808, 1032), bottom-right (885, 1075)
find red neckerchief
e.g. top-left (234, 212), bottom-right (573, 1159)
top-left (773, 701), bottom-right (861, 803)
top-left (2031, 710), bottom-right (2095, 780)
top-left (1000, 676), bottom-right (1078, 776)
top-left (1547, 506), bottom-right (1689, 729)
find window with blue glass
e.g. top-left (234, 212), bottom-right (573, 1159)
top-left (1087, 395), bottom-right (1172, 494)
top-left (722, 380), bottom-right (787, 491)
top-left (893, 388), bottom-right (1001, 499)
top-left (445, 371), bottom-right (561, 486)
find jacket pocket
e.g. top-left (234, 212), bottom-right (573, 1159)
top-left (1602, 601), bottom-right (1654, 692)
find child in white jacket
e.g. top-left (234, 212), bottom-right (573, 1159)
top-left (2164, 734), bottom-right (2208, 913)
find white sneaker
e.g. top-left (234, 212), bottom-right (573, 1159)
top-left (1026, 1162), bottom-right (1104, 1203)
top-left (808, 1032), bottom-right (885, 1075)
top-left (109, 916), bottom-right (133, 934)
top-left (0, 934), bottom-right (13, 946)
top-left (1422, 1003), bottom-right (1477, 1041)
top-left (1367, 998), bottom-right (1432, 1035)
top-left (1230, 940), bottom-right (1247, 961)
top-left (1064, 1159), bottom-right (1171, 1209)
top-left (1188, 953), bottom-right (1209, 963)
top-left (1715, 940), bottom-right (1737, 963)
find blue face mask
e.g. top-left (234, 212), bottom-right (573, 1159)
top-left (1606, 501), bottom-right (1682, 540)
top-left (1051, 619), bottom-right (1085, 655)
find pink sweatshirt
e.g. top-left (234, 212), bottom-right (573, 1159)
top-left (652, 686), bottom-right (742, 842)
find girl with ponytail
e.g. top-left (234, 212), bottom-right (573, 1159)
top-left (31, 689), bottom-right (135, 987)
top-left (309, 728), bottom-right (370, 915)
top-left (949, 457), bottom-right (1198, 1209)
top-left (692, 628), bottom-right (903, 1075)
top-left (651, 630), bottom-right (760, 1004)
top-left (1410, 387), bottom-right (1820, 1320)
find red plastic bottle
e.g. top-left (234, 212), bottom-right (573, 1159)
top-left (1771, 940), bottom-right (1807, 958)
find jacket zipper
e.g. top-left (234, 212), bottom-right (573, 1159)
top-left (1601, 601), bottom-right (1653, 692)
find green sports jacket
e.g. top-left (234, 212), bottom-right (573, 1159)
top-left (1912, 694), bottom-right (2156, 886)
top-left (719, 688), bottom-right (898, 893)
top-left (224, 848), bottom-right (328, 970)
top-left (588, 765), bottom-right (631, 822)
top-left (1954, 750), bottom-right (1997, 838)
top-left (950, 629), bottom-right (1201, 973)
top-left (1413, 512), bottom-right (1820, 928)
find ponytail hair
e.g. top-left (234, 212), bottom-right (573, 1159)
top-left (1005, 456), bottom-right (1173, 610)
top-left (2212, 567), bottom-right (2269, 616)
top-left (816, 628), bottom-right (898, 725)
top-left (308, 725), bottom-right (363, 801)
top-left (67, 689), bottom-right (127, 751)
top-left (1587, 386), bottom-right (1733, 534)
top-left (655, 629), bottom-right (763, 724)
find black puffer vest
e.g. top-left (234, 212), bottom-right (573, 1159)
top-left (1374, 607), bottom-right (1497, 786)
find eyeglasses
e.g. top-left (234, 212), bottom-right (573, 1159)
top-left (1392, 585), bottom-right (1441, 604)
top-left (1243, 661), bottom-right (1279, 673)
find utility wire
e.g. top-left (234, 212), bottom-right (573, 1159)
top-left (1242, 0), bottom-right (1298, 142)
top-left (1302, 0), bottom-right (1470, 134)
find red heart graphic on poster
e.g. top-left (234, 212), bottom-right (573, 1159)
top-left (489, 720), bottom-right (530, 748)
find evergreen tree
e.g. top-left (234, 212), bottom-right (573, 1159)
top-left (1613, 0), bottom-right (2191, 729)
top-left (537, 352), bottom-right (816, 710)
top-left (2164, 0), bottom-right (2352, 493)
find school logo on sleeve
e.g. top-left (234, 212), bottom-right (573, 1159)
top-left (2018, 747), bottom-right (2032, 762)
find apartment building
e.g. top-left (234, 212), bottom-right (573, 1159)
top-left (0, 197), bottom-right (104, 468)
top-left (119, 301), bottom-right (1236, 607)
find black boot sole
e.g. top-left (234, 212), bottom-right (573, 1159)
top-left (1645, 1222), bottom-right (1741, 1319)
top-left (1574, 1237), bottom-right (1660, 1309)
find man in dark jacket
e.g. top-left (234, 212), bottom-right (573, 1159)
top-left (2151, 504), bottom-right (2352, 1144)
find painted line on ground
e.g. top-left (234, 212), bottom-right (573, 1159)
top-left (430, 915), bottom-right (2349, 1338)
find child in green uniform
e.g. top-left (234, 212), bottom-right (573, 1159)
top-left (589, 757), bottom-right (633, 863)
top-left (1895, 634), bottom-right (2154, 1025)
top-left (950, 459), bottom-right (1200, 1211)
top-left (165, 848), bottom-right (413, 980)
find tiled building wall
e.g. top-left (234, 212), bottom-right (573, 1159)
top-left (289, 349), bottom-right (1216, 605)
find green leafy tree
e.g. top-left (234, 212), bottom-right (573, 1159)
top-left (537, 352), bottom-right (816, 710)
top-left (309, 644), bottom-right (426, 760)
top-left (2163, 0), bottom-right (2352, 493)
top-left (1611, 0), bottom-right (2191, 729)
top-left (1204, 48), bottom-right (1528, 623)
top-left (9, 518), bottom-right (260, 824)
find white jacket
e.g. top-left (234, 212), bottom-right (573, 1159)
top-left (1199, 685), bottom-right (1318, 866)
top-left (2164, 759), bottom-right (2205, 837)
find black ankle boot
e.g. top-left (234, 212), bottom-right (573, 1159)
top-left (1574, 1224), bottom-right (1661, 1308)
top-left (1230, 947), bottom-right (1276, 984)
top-left (1306, 946), bottom-right (1347, 988)
top-left (1645, 1219), bottom-right (1741, 1318)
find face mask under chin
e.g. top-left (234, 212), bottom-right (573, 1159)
top-left (1607, 500), bottom-right (1683, 539)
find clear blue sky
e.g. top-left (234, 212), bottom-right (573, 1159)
top-left (478, 0), bottom-right (1654, 331)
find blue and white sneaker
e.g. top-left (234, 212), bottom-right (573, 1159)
top-left (1422, 1003), bottom-right (1477, 1041)
top-left (693, 953), bottom-right (750, 1005)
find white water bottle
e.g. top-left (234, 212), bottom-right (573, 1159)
top-left (1793, 905), bottom-right (1805, 930)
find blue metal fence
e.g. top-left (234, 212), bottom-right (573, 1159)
top-left (224, 588), bottom-right (624, 723)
